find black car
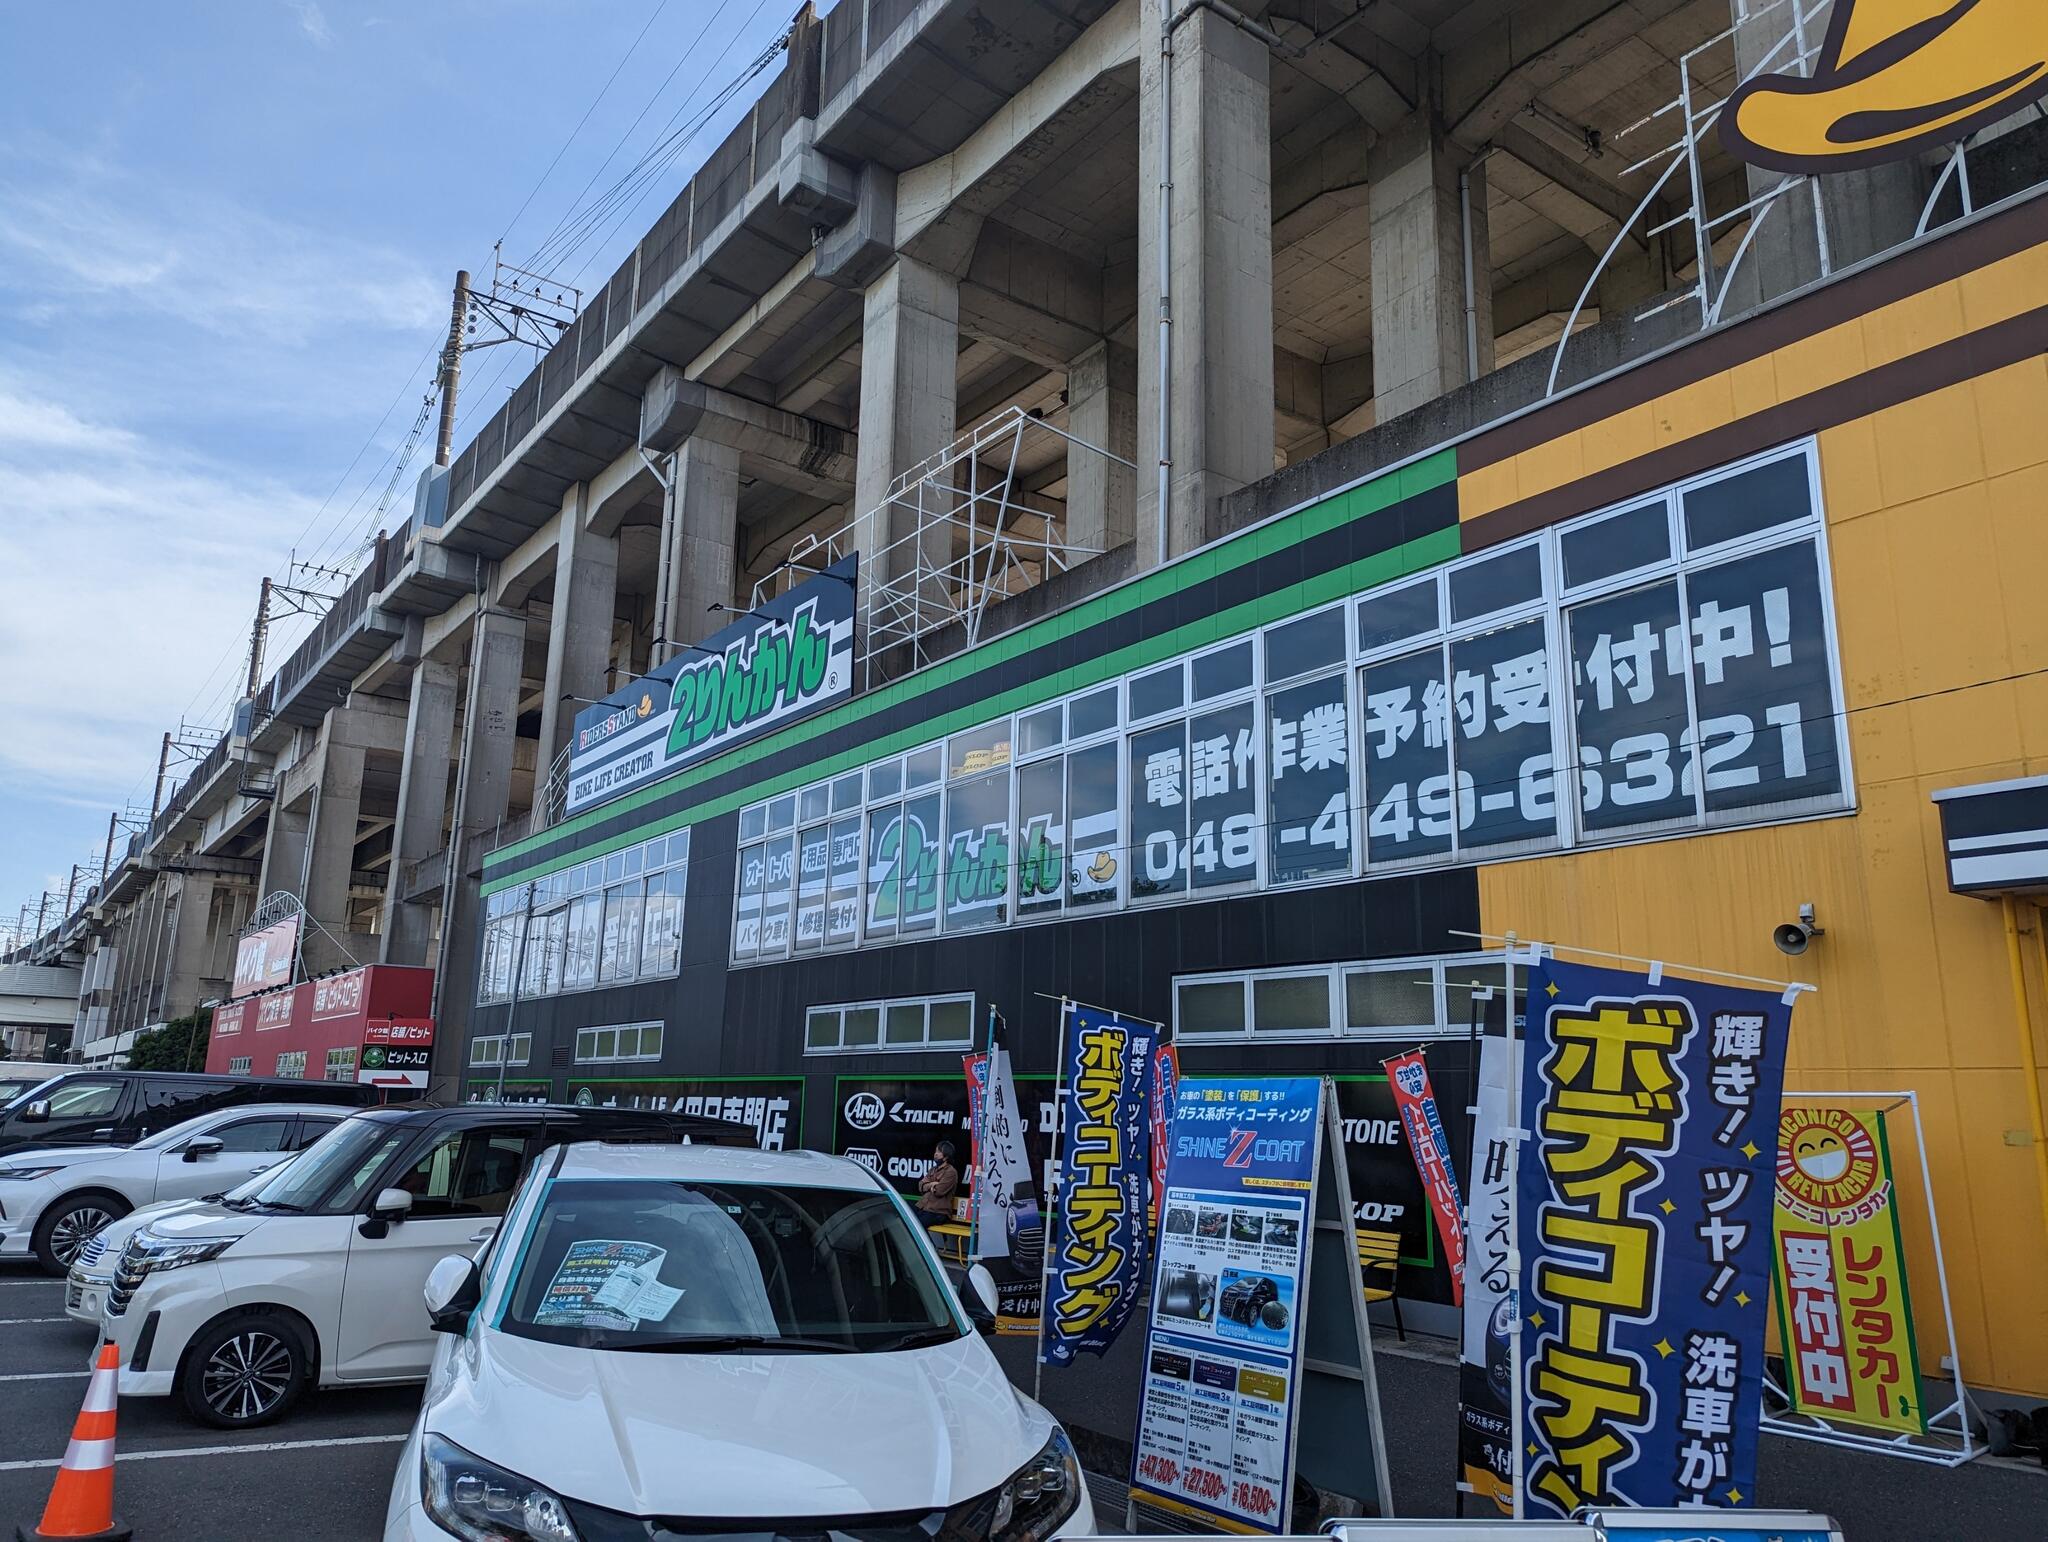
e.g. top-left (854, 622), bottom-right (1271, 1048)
top-left (0, 1070), bottom-right (375, 1157)
top-left (1219, 1273), bottom-right (1282, 1328)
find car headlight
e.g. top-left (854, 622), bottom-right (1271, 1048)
top-left (0, 1167), bottom-right (62, 1181)
top-left (129, 1232), bottom-right (236, 1275)
top-left (422, 1433), bottom-right (579, 1542)
top-left (986, 1426), bottom-right (1082, 1542)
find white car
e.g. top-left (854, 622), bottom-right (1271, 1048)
top-left (383, 1143), bottom-right (1094, 1542)
top-left (0, 1102), bottom-right (346, 1273)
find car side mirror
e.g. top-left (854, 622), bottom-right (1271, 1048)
top-left (424, 1254), bottom-right (482, 1334)
top-left (360, 1186), bottom-right (413, 1238)
top-left (181, 1135), bottom-right (225, 1163)
top-left (19, 1100), bottom-right (48, 1124)
top-left (963, 1263), bottom-right (1000, 1334)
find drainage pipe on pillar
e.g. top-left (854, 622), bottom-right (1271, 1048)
top-left (1460, 167), bottom-right (1481, 384)
top-left (641, 446), bottom-right (677, 667)
top-left (2006, 897), bottom-right (2048, 1252)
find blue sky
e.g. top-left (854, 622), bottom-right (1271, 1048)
top-left (0, 0), bottom-right (794, 942)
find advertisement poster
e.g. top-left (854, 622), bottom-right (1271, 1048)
top-left (1517, 958), bottom-right (1793, 1515)
top-left (567, 556), bottom-right (857, 814)
top-left (533, 1240), bottom-right (679, 1329)
top-left (1382, 1049), bottom-right (1466, 1304)
top-left (963, 1042), bottom-right (1038, 1261)
top-left (1770, 1104), bottom-right (1926, 1435)
top-left (231, 915), bottom-right (299, 998)
top-left (1131, 1076), bottom-right (1321, 1534)
top-left (1457, 1034), bottom-right (1516, 1514)
top-left (567, 1077), bottom-right (803, 1152)
top-left (1040, 1005), bottom-right (1158, 1367)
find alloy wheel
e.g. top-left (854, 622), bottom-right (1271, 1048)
top-left (49, 1206), bottom-right (114, 1269)
top-left (201, 1331), bottom-right (295, 1422)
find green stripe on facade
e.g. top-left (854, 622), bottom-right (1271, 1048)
top-left (482, 518), bottom-right (1461, 898)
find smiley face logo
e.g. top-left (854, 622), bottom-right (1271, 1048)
top-left (1792, 1127), bottom-right (1851, 1185)
top-left (1776, 1107), bottom-right (1887, 1225)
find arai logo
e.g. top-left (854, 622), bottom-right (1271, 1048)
top-left (844, 1092), bottom-right (886, 1131)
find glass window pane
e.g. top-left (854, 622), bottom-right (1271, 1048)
top-left (1450, 617), bottom-right (1557, 851)
top-left (1264, 607), bottom-right (1345, 682)
top-left (1344, 967), bottom-right (1437, 1034)
top-left (604, 851), bottom-right (627, 883)
top-left (1361, 649), bottom-right (1453, 864)
top-left (1178, 980), bottom-right (1246, 1035)
top-left (1129, 664), bottom-right (1184, 722)
top-left (806, 1008), bottom-right (840, 1051)
top-left (832, 772), bottom-right (864, 812)
top-left (1252, 973), bottom-right (1331, 1033)
top-left (1068, 686), bottom-right (1118, 739)
top-left (1568, 581), bottom-right (1693, 833)
top-left (1018, 703), bottom-right (1063, 757)
top-left (843, 1006), bottom-right (881, 1048)
top-left (1683, 454), bottom-right (1810, 551)
top-left (1129, 721), bottom-right (1189, 899)
top-left (1450, 542), bottom-right (1543, 622)
top-left (566, 896), bottom-right (601, 987)
top-left (943, 769), bottom-right (1011, 932)
top-left (640, 871), bottom-right (682, 976)
top-left (767, 794), bottom-right (796, 834)
top-left (1267, 672), bottom-right (1352, 883)
top-left (1189, 702), bottom-right (1257, 889)
top-left (1356, 580), bottom-right (1440, 653)
top-left (1016, 758), bottom-right (1065, 917)
top-left (899, 792), bottom-right (943, 932)
top-left (864, 806), bottom-right (901, 939)
top-left (904, 746), bottom-right (942, 790)
top-left (930, 998), bottom-right (973, 1045)
top-left (1562, 502), bottom-right (1670, 589)
top-left (1067, 742), bottom-right (1120, 909)
top-left (800, 784), bottom-right (830, 824)
top-left (1683, 541), bottom-right (1843, 813)
top-left (733, 843), bottom-right (765, 958)
top-left (868, 759), bottom-right (903, 801)
top-left (623, 845), bottom-right (644, 878)
top-left (759, 833), bottom-right (795, 956)
top-left (826, 817), bottom-right (863, 944)
top-left (885, 1003), bottom-right (926, 1045)
top-left (667, 830), bottom-right (691, 866)
top-left (948, 722), bottom-right (1012, 780)
top-left (1192, 642), bottom-right (1253, 702)
top-left (599, 882), bottom-right (644, 982)
top-left (795, 824), bottom-right (830, 952)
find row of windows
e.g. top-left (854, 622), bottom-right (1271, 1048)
top-left (470, 1033), bottom-right (534, 1068)
top-left (804, 993), bottom-right (976, 1054)
top-left (1174, 954), bottom-right (1522, 1042)
top-left (575, 1021), bottom-right (665, 1063)
top-left (729, 446), bottom-right (1847, 962)
top-left (478, 832), bottom-right (691, 1006)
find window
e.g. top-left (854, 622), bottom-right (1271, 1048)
top-left (214, 1118), bottom-right (291, 1153)
top-left (1176, 954), bottom-right (1505, 1041)
top-left (804, 993), bottom-right (974, 1054)
top-left (478, 830), bottom-right (689, 1006)
top-left (44, 1080), bottom-right (121, 1118)
top-left (324, 1047), bottom-right (358, 1083)
top-left (470, 1034), bottom-right (532, 1069)
top-left (388, 1129), bottom-right (532, 1219)
top-left (273, 1051), bottom-right (308, 1079)
top-left (574, 1022), bottom-right (664, 1064)
top-left (227, 1057), bottom-right (253, 1076)
top-left (292, 1115), bottom-right (342, 1150)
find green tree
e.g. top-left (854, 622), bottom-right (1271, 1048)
top-left (125, 1008), bottom-right (212, 1072)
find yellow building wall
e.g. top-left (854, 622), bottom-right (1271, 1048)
top-left (1479, 361), bottom-right (2048, 1398)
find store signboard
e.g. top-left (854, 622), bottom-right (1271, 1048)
top-left (567, 556), bottom-right (857, 814)
top-left (231, 916), bottom-right (299, 999)
top-left (1131, 1076), bottom-right (1321, 1533)
top-left (359, 1044), bottom-right (430, 1088)
top-left (567, 1077), bottom-right (802, 1152)
top-left (832, 1074), bottom-right (1060, 1198)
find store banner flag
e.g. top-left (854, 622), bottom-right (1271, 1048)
top-left (1383, 1048), bottom-right (1467, 1305)
top-left (1770, 1104), bottom-right (1926, 1436)
top-left (1039, 1004), bottom-right (1157, 1367)
top-left (1457, 1034), bottom-right (1516, 1515)
top-left (1517, 957), bottom-right (1794, 1516)
top-left (1149, 1042), bottom-right (1181, 1222)
top-left (963, 1016), bottom-right (1040, 1263)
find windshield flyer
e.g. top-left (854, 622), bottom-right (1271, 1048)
top-left (533, 1240), bottom-right (679, 1329)
top-left (1130, 1076), bottom-right (1321, 1534)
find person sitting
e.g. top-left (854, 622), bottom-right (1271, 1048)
top-left (915, 1141), bottom-right (959, 1233)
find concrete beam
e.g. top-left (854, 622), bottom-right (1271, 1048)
top-left (663, 436), bottom-right (741, 653)
top-left (1493, 124), bottom-right (1644, 249)
top-left (1066, 339), bottom-right (1136, 554)
top-left (959, 221), bottom-right (1107, 373)
top-left (641, 366), bottom-right (857, 497)
top-left (1445, 0), bottom-right (1692, 151)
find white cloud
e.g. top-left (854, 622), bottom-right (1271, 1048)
top-left (290, 1), bottom-right (334, 48)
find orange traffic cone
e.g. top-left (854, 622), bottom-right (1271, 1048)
top-left (16, 1341), bottom-right (130, 1542)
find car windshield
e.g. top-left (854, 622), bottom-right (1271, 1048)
top-left (244, 1114), bottom-right (406, 1213)
top-left (501, 1178), bottom-right (962, 1353)
top-left (1, 1076), bottom-right (60, 1112)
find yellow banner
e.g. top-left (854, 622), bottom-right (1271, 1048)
top-left (1769, 1105), bottom-right (1926, 1435)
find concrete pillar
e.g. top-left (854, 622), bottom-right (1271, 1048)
top-left (163, 874), bottom-right (218, 1020)
top-left (258, 801), bottom-right (310, 901)
top-left (665, 437), bottom-right (740, 649)
top-left (1065, 340), bottom-right (1137, 556)
top-left (459, 608), bottom-right (529, 840)
top-left (301, 740), bottom-right (365, 971)
top-left (381, 656), bottom-right (458, 967)
top-left (1724, 1), bottom-right (1923, 312)
top-left (1138, 1), bottom-right (1275, 565)
top-left (1369, 112), bottom-right (1495, 422)
top-left (853, 256), bottom-right (959, 628)
top-left (537, 485), bottom-right (619, 764)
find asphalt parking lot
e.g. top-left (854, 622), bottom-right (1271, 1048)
top-left (0, 1263), bottom-right (414, 1540)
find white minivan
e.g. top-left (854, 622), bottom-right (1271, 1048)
top-left (383, 1142), bottom-right (1094, 1542)
top-left (96, 1102), bottom-right (752, 1426)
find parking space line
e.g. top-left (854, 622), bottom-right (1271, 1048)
top-left (0, 1317), bottom-right (69, 1325)
top-left (0, 1371), bottom-right (88, 1383)
top-left (0, 1433), bottom-right (409, 1473)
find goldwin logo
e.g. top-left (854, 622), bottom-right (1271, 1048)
top-left (844, 1092), bottom-right (886, 1131)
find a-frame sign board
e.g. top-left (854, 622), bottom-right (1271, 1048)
top-left (1128, 1076), bottom-right (1395, 1533)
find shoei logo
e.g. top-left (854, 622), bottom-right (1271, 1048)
top-left (1722, 0), bottom-right (2048, 173)
top-left (844, 1092), bottom-right (886, 1131)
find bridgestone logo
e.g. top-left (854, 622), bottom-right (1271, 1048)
top-left (667, 600), bottom-right (830, 756)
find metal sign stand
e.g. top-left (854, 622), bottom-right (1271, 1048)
top-left (1760, 1089), bottom-right (1979, 1467)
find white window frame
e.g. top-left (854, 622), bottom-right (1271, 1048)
top-left (802, 992), bottom-right (976, 1056)
top-left (573, 1020), bottom-right (665, 1065)
top-left (1173, 953), bottom-right (1512, 1044)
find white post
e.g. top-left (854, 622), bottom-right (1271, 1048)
top-left (1504, 931), bottom-right (1525, 1520)
top-left (1906, 1090), bottom-right (1975, 1457)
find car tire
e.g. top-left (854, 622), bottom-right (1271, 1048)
top-left (32, 1192), bottom-right (131, 1276)
top-left (179, 1311), bottom-right (313, 1429)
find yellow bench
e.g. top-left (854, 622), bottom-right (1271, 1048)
top-left (1355, 1226), bottom-right (1407, 1340)
top-left (928, 1221), bottom-right (973, 1265)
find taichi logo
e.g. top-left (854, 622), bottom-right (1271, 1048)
top-left (844, 1092), bottom-right (885, 1131)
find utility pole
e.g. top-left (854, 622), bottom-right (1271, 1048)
top-left (150, 732), bottom-right (173, 818)
top-left (435, 270), bottom-right (471, 468)
top-left (246, 576), bottom-right (273, 699)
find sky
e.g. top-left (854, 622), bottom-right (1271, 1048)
top-left (0, 0), bottom-right (798, 945)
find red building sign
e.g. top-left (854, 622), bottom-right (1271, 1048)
top-left (208, 964), bottom-right (435, 1090)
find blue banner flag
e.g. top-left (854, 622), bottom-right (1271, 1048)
top-left (1039, 1005), bottom-right (1158, 1367)
top-left (1517, 956), bottom-right (1794, 1516)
